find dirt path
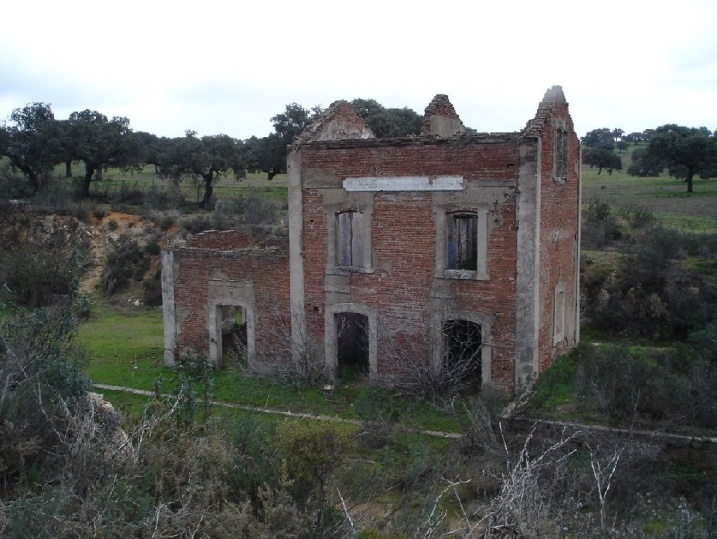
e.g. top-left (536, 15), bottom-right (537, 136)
top-left (92, 383), bottom-right (463, 439)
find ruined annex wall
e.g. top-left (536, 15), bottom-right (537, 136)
top-left (186, 230), bottom-right (257, 250)
top-left (536, 104), bottom-right (581, 372)
top-left (299, 138), bottom-right (522, 387)
top-left (170, 246), bottom-right (290, 361)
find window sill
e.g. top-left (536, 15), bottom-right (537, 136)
top-left (327, 266), bottom-right (374, 275)
top-left (440, 269), bottom-right (489, 281)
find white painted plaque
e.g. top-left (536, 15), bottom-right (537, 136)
top-left (343, 175), bottom-right (464, 192)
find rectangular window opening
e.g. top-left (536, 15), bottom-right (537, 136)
top-left (447, 213), bottom-right (478, 271)
top-left (553, 283), bottom-right (566, 344)
top-left (336, 210), bottom-right (364, 269)
top-left (555, 128), bottom-right (569, 180)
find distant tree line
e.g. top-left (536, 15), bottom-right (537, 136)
top-left (582, 125), bottom-right (717, 192)
top-left (0, 99), bottom-right (422, 206)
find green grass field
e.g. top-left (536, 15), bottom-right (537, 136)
top-left (581, 145), bottom-right (717, 232)
top-left (79, 299), bottom-right (165, 390)
top-left (92, 166), bottom-right (289, 204)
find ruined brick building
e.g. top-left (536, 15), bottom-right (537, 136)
top-left (161, 86), bottom-right (581, 392)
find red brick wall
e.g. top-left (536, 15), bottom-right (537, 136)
top-left (301, 139), bottom-right (519, 180)
top-left (537, 108), bottom-right (581, 371)
top-left (300, 138), bottom-right (521, 387)
top-left (172, 247), bottom-right (290, 358)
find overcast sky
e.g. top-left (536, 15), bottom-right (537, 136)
top-left (2, 0), bottom-right (716, 140)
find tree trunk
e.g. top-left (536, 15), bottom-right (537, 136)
top-left (199, 175), bottom-right (213, 209)
top-left (685, 168), bottom-right (694, 193)
top-left (597, 165), bottom-right (603, 175)
top-left (267, 169), bottom-right (277, 181)
top-left (65, 160), bottom-right (72, 178)
top-left (81, 164), bottom-right (95, 198)
top-left (26, 170), bottom-right (39, 193)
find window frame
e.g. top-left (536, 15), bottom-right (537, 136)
top-left (447, 212), bottom-right (478, 271)
top-left (554, 125), bottom-right (569, 182)
top-left (325, 202), bottom-right (374, 275)
top-left (437, 208), bottom-right (489, 280)
top-left (552, 281), bottom-right (566, 344)
top-left (335, 209), bottom-right (365, 270)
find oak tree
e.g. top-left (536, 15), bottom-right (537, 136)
top-left (68, 110), bottom-right (140, 198)
top-left (161, 132), bottom-right (245, 208)
top-left (1, 102), bottom-right (62, 192)
top-left (628, 124), bottom-right (716, 192)
top-left (351, 98), bottom-right (421, 138)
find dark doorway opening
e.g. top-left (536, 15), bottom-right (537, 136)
top-left (443, 319), bottom-right (482, 386)
top-left (336, 312), bottom-right (369, 377)
top-left (220, 305), bottom-right (247, 366)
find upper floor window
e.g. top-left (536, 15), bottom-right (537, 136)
top-left (554, 127), bottom-right (569, 181)
top-left (336, 210), bottom-right (365, 269)
top-left (447, 213), bottom-right (478, 271)
top-left (438, 208), bottom-right (489, 280)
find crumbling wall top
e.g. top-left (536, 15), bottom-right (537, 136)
top-left (184, 228), bottom-right (288, 252)
top-left (522, 85), bottom-right (571, 138)
top-left (421, 94), bottom-right (466, 137)
top-left (296, 100), bottom-right (375, 143)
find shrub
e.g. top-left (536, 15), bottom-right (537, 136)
top-left (158, 214), bottom-right (176, 231)
top-left (237, 191), bottom-right (280, 224)
top-left (108, 181), bottom-right (144, 205)
top-left (565, 341), bottom-right (717, 429)
top-left (275, 420), bottom-right (353, 535)
top-left (181, 215), bottom-right (213, 234)
top-left (617, 205), bottom-right (655, 229)
top-left (0, 241), bottom-right (85, 307)
top-left (144, 239), bottom-right (161, 256)
top-left (143, 183), bottom-right (183, 211)
top-left (103, 234), bottom-right (151, 295)
top-left (582, 223), bottom-right (717, 340)
top-left (582, 198), bottom-right (621, 250)
top-left (0, 163), bottom-right (34, 199)
top-left (142, 268), bottom-right (163, 306)
top-left (0, 305), bottom-right (91, 486)
top-left (575, 345), bottom-right (667, 423)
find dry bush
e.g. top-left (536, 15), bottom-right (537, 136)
top-left (242, 302), bottom-right (328, 389)
top-left (376, 318), bottom-right (486, 403)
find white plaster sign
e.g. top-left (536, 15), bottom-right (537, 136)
top-left (343, 175), bottom-right (464, 192)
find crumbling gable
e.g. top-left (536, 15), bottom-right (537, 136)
top-left (421, 94), bottom-right (467, 137)
top-left (296, 100), bottom-right (375, 143)
top-left (162, 86), bottom-right (581, 393)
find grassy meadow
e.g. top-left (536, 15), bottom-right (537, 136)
top-left (581, 144), bottom-right (717, 233)
top-left (92, 166), bottom-right (289, 204)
